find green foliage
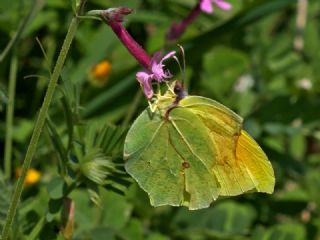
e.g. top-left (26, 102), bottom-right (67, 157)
top-left (1, 0), bottom-right (320, 239)
top-left (173, 200), bottom-right (256, 238)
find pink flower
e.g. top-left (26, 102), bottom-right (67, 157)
top-left (200, 0), bottom-right (232, 13)
top-left (136, 51), bottom-right (176, 99)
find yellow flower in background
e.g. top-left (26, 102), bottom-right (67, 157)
top-left (16, 168), bottom-right (41, 186)
top-left (89, 60), bottom-right (112, 87)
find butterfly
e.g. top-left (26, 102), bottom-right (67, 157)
top-left (124, 81), bottom-right (275, 210)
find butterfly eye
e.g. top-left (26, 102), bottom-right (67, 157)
top-left (174, 81), bottom-right (187, 102)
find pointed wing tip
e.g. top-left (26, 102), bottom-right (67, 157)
top-left (257, 176), bottom-right (276, 194)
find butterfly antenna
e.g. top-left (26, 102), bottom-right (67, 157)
top-left (177, 44), bottom-right (186, 86)
top-left (173, 55), bottom-right (183, 81)
top-left (172, 54), bottom-right (184, 94)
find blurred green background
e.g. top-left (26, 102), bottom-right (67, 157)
top-left (1, 0), bottom-right (320, 239)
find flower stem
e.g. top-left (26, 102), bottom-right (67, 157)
top-left (122, 90), bottom-right (143, 126)
top-left (101, 9), bottom-right (152, 69)
top-left (0, 11), bottom-right (80, 240)
top-left (4, 53), bottom-right (18, 179)
top-left (109, 21), bottom-right (151, 69)
top-left (166, 2), bottom-right (201, 42)
top-left (26, 216), bottom-right (45, 240)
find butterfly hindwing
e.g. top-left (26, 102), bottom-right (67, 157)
top-left (124, 110), bottom-right (185, 207)
top-left (168, 107), bottom-right (219, 209)
top-left (124, 107), bottom-right (220, 209)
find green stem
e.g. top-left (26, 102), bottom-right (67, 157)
top-left (122, 90), bottom-right (142, 126)
top-left (0, 14), bottom-right (80, 240)
top-left (4, 53), bottom-right (18, 179)
top-left (26, 216), bottom-right (45, 240)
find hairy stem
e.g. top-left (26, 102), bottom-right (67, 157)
top-left (99, 8), bottom-right (152, 69)
top-left (108, 21), bottom-right (152, 69)
top-left (122, 90), bottom-right (142, 126)
top-left (0, 10), bottom-right (81, 240)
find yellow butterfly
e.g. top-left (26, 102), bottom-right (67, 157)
top-left (124, 81), bottom-right (275, 209)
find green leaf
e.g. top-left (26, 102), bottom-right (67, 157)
top-left (252, 223), bottom-right (306, 240)
top-left (305, 169), bottom-right (320, 207)
top-left (118, 218), bottom-right (144, 240)
top-left (12, 119), bottom-right (34, 143)
top-left (87, 227), bottom-right (116, 240)
top-left (146, 233), bottom-right (170, 240)
top-left (173, 201), bottom-right (256, 238)
top-left (201, 46), bottom-right (249, 100)
top-left (86, 182), bottom-right (101, 207)
top-left (185, 0), bottom-right (297, 58)
top-left (80, 149), bottom-right (116, 185)
top-left (252, 95), bottom-right (320, 125)
top-left (70, 190), bottom-right (98, 235)
top-left (46, 198), bottom-right (63, 222)
top-left (47, 177), bottom-right (67, 200)
top-left (75, 123), bottom-right (126, 158)
top-left (0, 86), bottom-right (7, 112)
top-left (69, 0), bottom-right (80, 13)
top-left (46, 118), bottom-right (68, 174)
top-left (99, 190), bottom-right (132, 230)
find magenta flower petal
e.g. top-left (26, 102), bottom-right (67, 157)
top-left (151, 64), bottom-right (164, 81)
top-left (161, 51), bottom-right (176, 62)
top-left (136, 71), bottom-right (153, 98)
top-left (200, 0), bottom-right (232, 13)
top-left (200, 0), bottom-right (213, 13)
top-left (142, 81), bottom-right (154, 99)
top-left (213, 0), bottom-right (232, 11)
top-left (136, 71), bottom-right (150, 84)
top-left (150, 51), bottom-right (176, 82)
top-left (151, 51), bottom-right (163, 63)
top-left (136, 51), bottom-right (176, 98)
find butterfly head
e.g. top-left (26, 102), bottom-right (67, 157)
top-left (174, 81), bottom-right (188, 103)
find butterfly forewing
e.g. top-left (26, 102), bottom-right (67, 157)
top-left (180, 96), bottom-right (275, 195)
top-left (236, 130), bottom-right (275, 193)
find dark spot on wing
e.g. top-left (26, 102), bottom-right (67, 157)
top-left (182, 161), bottom-right (190, 169)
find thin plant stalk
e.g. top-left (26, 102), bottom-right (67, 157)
top-left (122, 90), bottom-right (142, 126)
top-left (0, 10), bottom-right (81, 240)
top-left (0, 0), bottom-right (42, 63)
top-left (166, 2), bottom-right (201, 42)
top-left (4, 53), bottom-right (18, 179)
top-left (26, 216), bottom-right (45, 240)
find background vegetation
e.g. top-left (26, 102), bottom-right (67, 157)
top-left (1, 0), bottom-right (320, 239)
